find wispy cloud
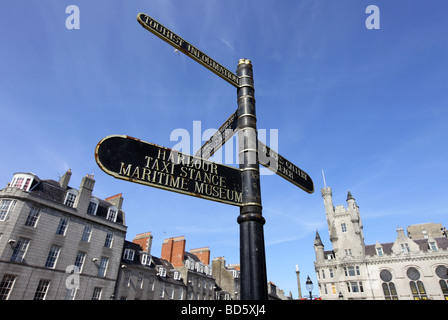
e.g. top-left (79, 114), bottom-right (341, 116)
top-left (220, 38), bottom-right (235, 52)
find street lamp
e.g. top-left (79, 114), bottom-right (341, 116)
top-left (305, 276), bottom-right (313, 300)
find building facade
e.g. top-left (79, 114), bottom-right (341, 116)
top-left (0, 170), bottom-right (291, 300)
top-left (314, 186), bottom-right (448, 300)
top-left (161, 236), bottom-right (216, 300)
top-left (0, 170), bottom-right (127, 300)
top-left (212, 256), bottom-right (240, 300)
top-left (114, 237), bottom-right (186, 300)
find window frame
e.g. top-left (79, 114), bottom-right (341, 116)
top-left (158, 267), bottom-right (167, 277)
top-left (10, 174), bottom-right (34, 191)
top-left (92, 287), bottom-right (102, 300)
top-left (0, 274), bottom-right (16, 300)
top-left (104, 232), bottom-right (114, 248)
top-left (34, 280), bottom-right (50, 300)
top-left (0, 199), bottom-right (16, 221)
top-left (106, 206), bottom-right (118, 222)
top-left (87, 198), bottom-right (99, 215)
top-left (98, 257), bottom-right (109, 277)
top-left (25, 206), bottom-right (41, 227)
top-left (10, 237), bottom-right (30, 263)
top-left (123, 249), bottom-right (135, 261)
top-left (74, 251), bottom-right (86, 272)
top-left (45, 245), bottom-right (61, 268)
top-left (81, 225), bottom-right (92, 242)
top-left (64, 190), bottom-right (78, 207)
top-left (56, 217), bottom-right (69, 235)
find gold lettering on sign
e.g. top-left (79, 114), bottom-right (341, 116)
top-left (118, 147), bottom-right (242, 205)
top-left (137, 13), bottom-right (239, 87)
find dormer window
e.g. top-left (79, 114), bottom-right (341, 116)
top-left (10, 173), bottom-right (35, 191)
top-left (401, 243), bottom-right (410, 254)
top-left (141, 254), bottom-right (152, 266)
top-left (106, 206), bottom-right (118, 222)
top-left (174, 271), bottom-right (181, 280)
top-left (428, 241), bottom-right (438, 252)
top-left (186, 259), bottom-right (195, 270)
top-left (87, 198), bottom-right (99, 215)
top-left (376, 247), bottom-right (384, 256)
top-left (64, 190), bottom-right (78, 207)
top-left (123, 249), bottom-right (135, 261)
top-left (158, 267), bottom-right (167, 277)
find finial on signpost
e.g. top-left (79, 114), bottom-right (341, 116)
top-left (238, 58), bottom-right (252, 66)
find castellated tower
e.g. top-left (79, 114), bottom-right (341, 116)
top-left (320, 187), bottom-right (365, 259)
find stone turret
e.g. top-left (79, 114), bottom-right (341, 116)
top-left (314, 230), bottom-right (325, 262)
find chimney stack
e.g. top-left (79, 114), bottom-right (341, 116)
top-left (74, 174), bottom-right (95, 213)
top-left (59, 169), bottom-right (72, 189)
top-left (133, 232), bottom-right (153, 254)
top-left (105, 193), bottom-right (124, 210)
top-left (161, 236), bottom-right (186, 267)
top-left (190, 247), bottom-right (210, 265)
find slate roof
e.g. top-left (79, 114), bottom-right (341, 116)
top-left (184, 251), bottom-right (201, 262)
top-left (30, 179), bottom-right (66, 203)
top-left (322, 237), bottom-right (448, 259)
top-left (26, 178), bottom-right (125, 225)
top-left (121, 241), bottom-right (185, 286)
top-left (364, 237), bottom-right (448, 256)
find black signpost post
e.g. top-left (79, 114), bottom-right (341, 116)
top-left (236, 59), bottom-right (267, 300)
top-left (95, 12), bottom-right (314, 301)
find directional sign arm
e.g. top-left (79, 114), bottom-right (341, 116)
top-left (137, 13), bottom-right (239, 88)
top-left (195, 110), bottom-right (238, 159)
top-left (95, 135), bottom-right (244, 206)
top-left (258, 141), bottom-right (314, 194)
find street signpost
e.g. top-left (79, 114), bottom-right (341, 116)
top-left (95, 135), bottom-right (243, 207)
top-left (95, 12), bottom-right (314, 300)
top-left (194, 113), bottom-right (314, 194)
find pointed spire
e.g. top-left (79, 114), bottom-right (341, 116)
top-left (347, 190), bottom-right (354, 201)
top-left (314, 230), bottom-right (324, 247)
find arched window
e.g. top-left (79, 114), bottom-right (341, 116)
top-left (407, 267), bottom-right (428, 300)
top-left (435, 265), bottom-right (448, 300)
top-left (380, 270), bottom-right (398, 300)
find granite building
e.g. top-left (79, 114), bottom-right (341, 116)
top-left (161, 236), bottom-right (216, 300)
top-left (0, 170), bottom-right (127, 300)
top-left (212, 256), bottom-right (240, 300)
top-left (314, 186), bottom-right (448, 300)
top-left (0, 170), bottom-right (291, 300)
top-left (114, 235), bottom-right (186, 300)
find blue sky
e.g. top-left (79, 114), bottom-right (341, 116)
top-left (1, 1), bottom-right (447, 298)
